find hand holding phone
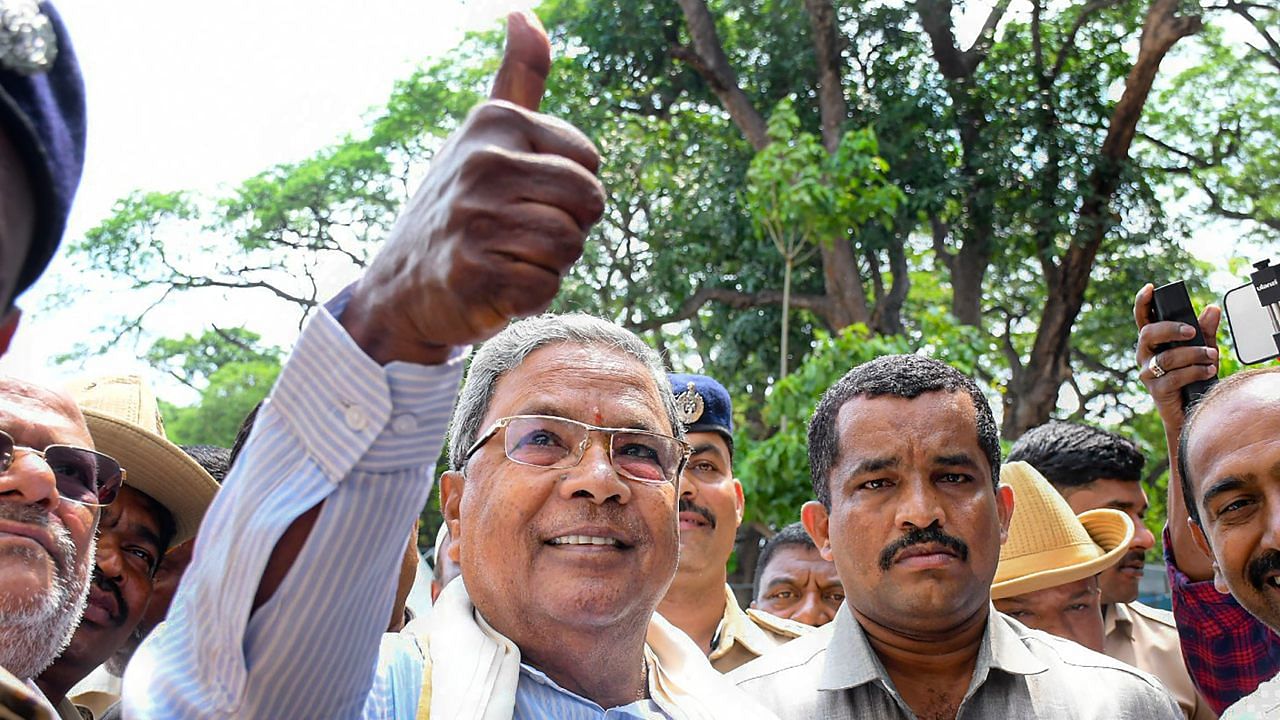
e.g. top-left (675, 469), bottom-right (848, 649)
top-left (1134, 282), bottom-right (1221, 421)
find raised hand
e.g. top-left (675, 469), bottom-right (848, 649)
top-left (1133, 283), bottom-right (1221, 428)
top-left (341, 11), bottom-right (605, 365)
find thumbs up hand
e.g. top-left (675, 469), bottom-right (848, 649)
top-left (341, 12), bottom-right (605, 365)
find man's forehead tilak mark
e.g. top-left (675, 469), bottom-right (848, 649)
top-left (513, 400), bottom-right (667, 435)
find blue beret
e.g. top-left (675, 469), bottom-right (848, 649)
top-left (668, 373), bottom-right (733, 442)
top-left (0, 1), bottom-right (86, 305)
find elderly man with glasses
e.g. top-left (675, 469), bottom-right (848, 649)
top-left (0, 377), bottom-right (123, 720)
top-left (413, 314), bottom-right (769, 717)
top-left (121, 12), bottom-right (769, 719)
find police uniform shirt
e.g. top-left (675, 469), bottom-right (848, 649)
top-left (1105, 601), bottom-right (1216, 720)
top-left (708, 585), bottom-right (810, 673)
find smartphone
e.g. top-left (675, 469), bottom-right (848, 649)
top-left (1223, 281), bottom-right (1280, 364)
top-left (1150, 280), bottom-right (1218, 409)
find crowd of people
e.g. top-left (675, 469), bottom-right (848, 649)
top-left (2, 4), bottom-right (1279, 719)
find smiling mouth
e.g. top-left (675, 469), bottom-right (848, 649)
top-left (548, 534), bottom-right (628, 549)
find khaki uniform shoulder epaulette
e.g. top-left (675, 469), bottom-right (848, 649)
top-left (1125, 601), bottom-right (1177, 628)
top-left (744, 608), bottom-right (813, 640)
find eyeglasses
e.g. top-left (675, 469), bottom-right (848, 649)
top-left (463, 415), bottom-right (690, 486)
top-left (0, 429), bottom-right (124, 507)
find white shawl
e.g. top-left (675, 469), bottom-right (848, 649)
top-left (414, 581), bottom-right (776, 720)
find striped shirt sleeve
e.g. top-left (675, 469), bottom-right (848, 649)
top-left (122, 288), bottom-right (465, 719)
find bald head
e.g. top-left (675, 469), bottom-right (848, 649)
top-left (0, 376), bottom-right (92, 452)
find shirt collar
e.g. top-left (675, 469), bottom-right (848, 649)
top-left (1103, 602), bottom-right (1133, 640)
top-left (819, 604), bottom-right (1048, 693)
top-left (710, 584), bottom-right (774, 660)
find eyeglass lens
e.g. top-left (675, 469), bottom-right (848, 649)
top-left (503, 416), bottom-right (679, 484)
top-left (0, 430), bottom-right (122, 506)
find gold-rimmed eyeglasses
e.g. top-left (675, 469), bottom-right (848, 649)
top-left (462, 414), bottom-right (690, 486)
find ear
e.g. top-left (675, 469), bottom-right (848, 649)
top-left (732, 478), bottom-right (745, 526)
top-left (801, 501), bottom-right (833, 562)
top-left (440, 470), bottom-right (465, 562)
top-left (1186, 518), bottom-right (1230, 595)
top-left (0, 306), bottom-right (19, 357)
top-left (995, 483), bottom-right (1016, 546)
top-left (749, 599), bottom-right (758, 609)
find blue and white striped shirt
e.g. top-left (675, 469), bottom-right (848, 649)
top-left (514, 663), bottom-right (670, 719)
top-left (123, 289), bottom-right (465, 719)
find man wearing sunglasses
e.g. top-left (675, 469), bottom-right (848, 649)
top-left (0, 376), bottom-right (116, 720)
top-left (33, 376), bottom-right (218, 720)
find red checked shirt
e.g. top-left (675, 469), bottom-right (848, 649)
top-left (1165, 529), bottom-right (1280, 715)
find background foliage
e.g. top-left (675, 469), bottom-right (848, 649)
top-left (64, 0), bottom-right (1280, 556)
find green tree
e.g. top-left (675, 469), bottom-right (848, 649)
top-left (64, 1), bottom-right (1272, 534)
top-left (147, 330), bottom-right (283, 447)
top-left (161, 361), bottom-right (281, 447)
top-left (746, 99), bottom-right (901, 377)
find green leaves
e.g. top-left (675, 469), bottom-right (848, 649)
top-left (150, 329), bottom-right (283, 447)
top-left (746, 99), bottom-right (901, 256)
top-left (736, 325), bottom-right (912, 527)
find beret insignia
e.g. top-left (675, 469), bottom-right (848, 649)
top-left (0, 0), bottom-right (57, 76)
top-left (674, 381), bottom-right (705, 425)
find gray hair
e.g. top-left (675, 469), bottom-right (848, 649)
top-left (447, 313), bottom-right (682, 471)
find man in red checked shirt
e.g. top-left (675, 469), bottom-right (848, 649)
top-left (1133, 284), bottom-right (1280, 715)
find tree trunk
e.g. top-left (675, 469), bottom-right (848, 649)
top-left (673, 0), bottom-right (770, 150)
top-left (781, 256), bottom-right (793, 378)
top-left (818, 237), bottom-right (871, 329)
top-left (1001, 0), bottom-right (1201, 438)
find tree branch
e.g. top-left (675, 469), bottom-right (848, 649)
top-left (627, 286), bottom-right (828, 333)
top-left (803, 0), bottom-right (849, 152)
top-left (1051, 0), bottom-right (1128, 79)
top-left (671, 0), bottom-right (770, 150)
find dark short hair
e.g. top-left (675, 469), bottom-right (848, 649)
top-left (228, 402), bottom-right (263, 470)
top-left (1179, 366), bottom-right (1280, 528)
top-left (807, 354), bottom-right (1000, 506)
top-left (753, 522), bottom-right (816, 601)
top-left (1007, 421), bottom-right (1144, 491)
top-left (180, 444), bottom-right (231, 483)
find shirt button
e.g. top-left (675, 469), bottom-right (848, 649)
top-left (344, 405), bottom-right (368, 431)
top-left (392, 414), bottom-right (418, 435)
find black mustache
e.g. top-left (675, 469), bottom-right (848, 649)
top-left (91, 566), bottom-right (128, 625)
top-left (1247, 549), bottom-right (1280, 592)
top-left (678, 497), bottom-right (716, 529)
top-left (878, 525), bottom-right (969, 572)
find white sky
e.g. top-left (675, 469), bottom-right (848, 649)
top-left (0, 0), bottom-right (1263, 406)
top-left (0, 0), bottom-right (533, 397)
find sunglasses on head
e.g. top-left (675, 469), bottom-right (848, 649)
top-left (0, 429), bottom-right (123, 507)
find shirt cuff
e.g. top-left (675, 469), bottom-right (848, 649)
top-left (269, 285), bottom-right (467, 481)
